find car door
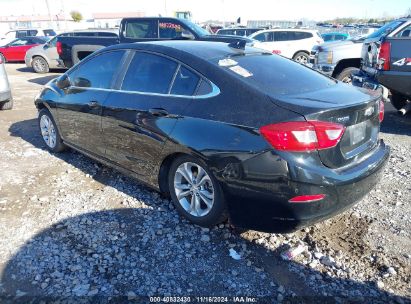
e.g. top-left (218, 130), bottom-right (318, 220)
top-left (252, 32), bottom-right (275, 52)
top-left (102, 51), bottom-right (200, 177)
top-left (4, 38), bottom-right (29, 61)
top-left (273, 31), bottom-right (295, 58)
top-left (55, 49), bottom-right (127, 156)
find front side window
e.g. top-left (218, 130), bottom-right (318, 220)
top-left (125, 20), bottom-right (158, 39)
top-left (170, 66), bottom-right (200, 95)
top-left (121, 52), bottom-right (178, 94)
top-left (10, 39), bottom-right (29, 46)
top-left (254, 32), bottom-right (271, 42)
top-left (70, 50), bottom-right (125, 89)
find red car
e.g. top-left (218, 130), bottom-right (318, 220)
top-left (0, 37), bottom-right (48, 62)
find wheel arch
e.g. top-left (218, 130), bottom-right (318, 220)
top-left (158, 151), bottom-right (200, 196)
top-left (292, 50), bottom-right (309, 59)
top-left (332, 58), bottom-right (361, 78)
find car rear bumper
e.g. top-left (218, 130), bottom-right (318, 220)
top-left (225, 140), bottom-right (390, 233)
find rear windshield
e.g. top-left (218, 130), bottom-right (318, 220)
top-left (216, 53), bottom-right (336, 95)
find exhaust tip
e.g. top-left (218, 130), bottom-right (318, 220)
top-left (398, 102), bottom-right (411, 116)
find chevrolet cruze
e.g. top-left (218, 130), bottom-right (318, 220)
top-left (34, 41), bottom-right (389, 232)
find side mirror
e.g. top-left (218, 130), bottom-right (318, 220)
top-left (181, 30), bottom-right (195, 40)
top-left (43, 42), bottom-right (50, 49)
top-left (56, 74), bottom-right (71, 89)
top-left (74, 77), bottom-right (91, 88)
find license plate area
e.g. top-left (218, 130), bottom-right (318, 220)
top-left (349, 121), bottom-right (367, 145)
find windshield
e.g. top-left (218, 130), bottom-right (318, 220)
top-left (366, 20), bottom-right (404, 39)
top-left (215, 53), bottom-right (336, 96)
top-left (181, 19), bottom-right (210, 37)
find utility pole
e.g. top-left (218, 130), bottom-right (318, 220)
top-left (44, 0), bottom-right (53, 27)
top-left (164, 0), bottom-right (168, 17)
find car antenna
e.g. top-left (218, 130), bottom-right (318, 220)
top-left (228, 40), bottom-right (246, 51)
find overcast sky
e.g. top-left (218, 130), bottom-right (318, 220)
top-left (1, 0), bottom-right (410, 22)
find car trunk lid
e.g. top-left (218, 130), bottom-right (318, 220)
top-left (269, 83), bottom-right (382, 168)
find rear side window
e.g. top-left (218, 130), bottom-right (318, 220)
top-left (218, 29), bottom-right (234, 35)
top-left (219, 54), bottom-right (335, 95)
top-left (121, 52), bottom-right (178, 94)
top-left (159, 22), bottom-right (190, 39)
top-left (125, 20), bottom-right (158, 38)
top-left (43, 29), bottom-right (56, 36)
top-left (170, 66), bottom-right (200, 95)
top-left (395, 25), bottom-right (411, 38)
top-left (274, 31), bottom-right (294, 41)
top-left (16, 31), bottom-right (29, 38)
top-left (70, 50), bottom-right (125, 89)
top-left (29, 30), bottom-right (38, 36)
top-left (294, 32), bottom-right (312, 40)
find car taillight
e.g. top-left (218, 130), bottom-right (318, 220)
top-left (379, 100), bottom-right (384, 122)
top-left (56, 41), bottom-right (62, 55)
top-left (272, 50), bottom-right (281, 55)
top-left (289, 194), bottom-right (326, 203)
top-left (260, 121), bottom-right (345, 152)
top-left (377, 41), bottom-right (390, 71)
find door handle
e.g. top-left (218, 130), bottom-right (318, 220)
top-left (88, 101), bottom-right (99, 108)
top-left (148, 108), bottom-right (169, 117)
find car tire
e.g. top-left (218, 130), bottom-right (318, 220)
top-left (32, 56), bottom-right (49, 74)
top-left (0, 53), bottom-right (5, 63)
top-left (336, 67), bottom-right (359, 84)
top-left (38, 108), bottom-right (66, 152)
top-left (390, 93), bottom-right (408, 110)
top-left (292, 51), bottom-right (309, 64)
top-left (168, 155), bottom-right (227, 227)
top-left (0, 99), bottom-right (13, 110)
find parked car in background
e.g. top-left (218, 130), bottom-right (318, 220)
top-left (0, 56), bottom-right (12, 110)
top-left (311, 20), bottom-right (406, 83)
top-left (56, 17), bottom-right (259, 68)
top-left (216, 27), bottom-right (262, 37)
top-left (25, 30), bottom-right (119, 73)
top-left (321, 32), bottom-right (349, 42)
top-left (353, 18), bottom-right (411, 112)
top-left (0, 28), bottom-right (55, 46)
top-left (249, 29), bottom-right (323, 64)
top-left (35, 40), bottom-right (389, 232)
top-left (0, 37), bottom-right (48, 62)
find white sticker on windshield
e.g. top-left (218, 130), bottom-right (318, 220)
top-left (218, 58), bottom-right (238, 67)
top-left (229, 65), bottom-right (253, 78)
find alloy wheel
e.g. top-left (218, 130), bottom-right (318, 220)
top-left (40, 114), bottom-right (57, 149)
top-left (295, 55), bottom-right (308, 64)
top-left (33, 58), bottom-right (47, 73)
top-left (173, 162), bottom-right (214, 217)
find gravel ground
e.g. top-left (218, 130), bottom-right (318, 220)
top-left (0, 64), bottom-right (410, 303)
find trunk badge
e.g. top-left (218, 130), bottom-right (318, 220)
top-left (365, 106), bottom-right (375, 117)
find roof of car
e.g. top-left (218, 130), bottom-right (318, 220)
top-left (104, 40), bottom-right (265, 61)
top-left (252, 28), bottom-right (318, 33)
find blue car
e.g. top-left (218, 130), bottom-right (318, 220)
top-left (321, 32), bottom-right (349, 42)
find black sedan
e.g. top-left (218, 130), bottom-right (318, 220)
top-left (35, 41), bottom-right (389, 232)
